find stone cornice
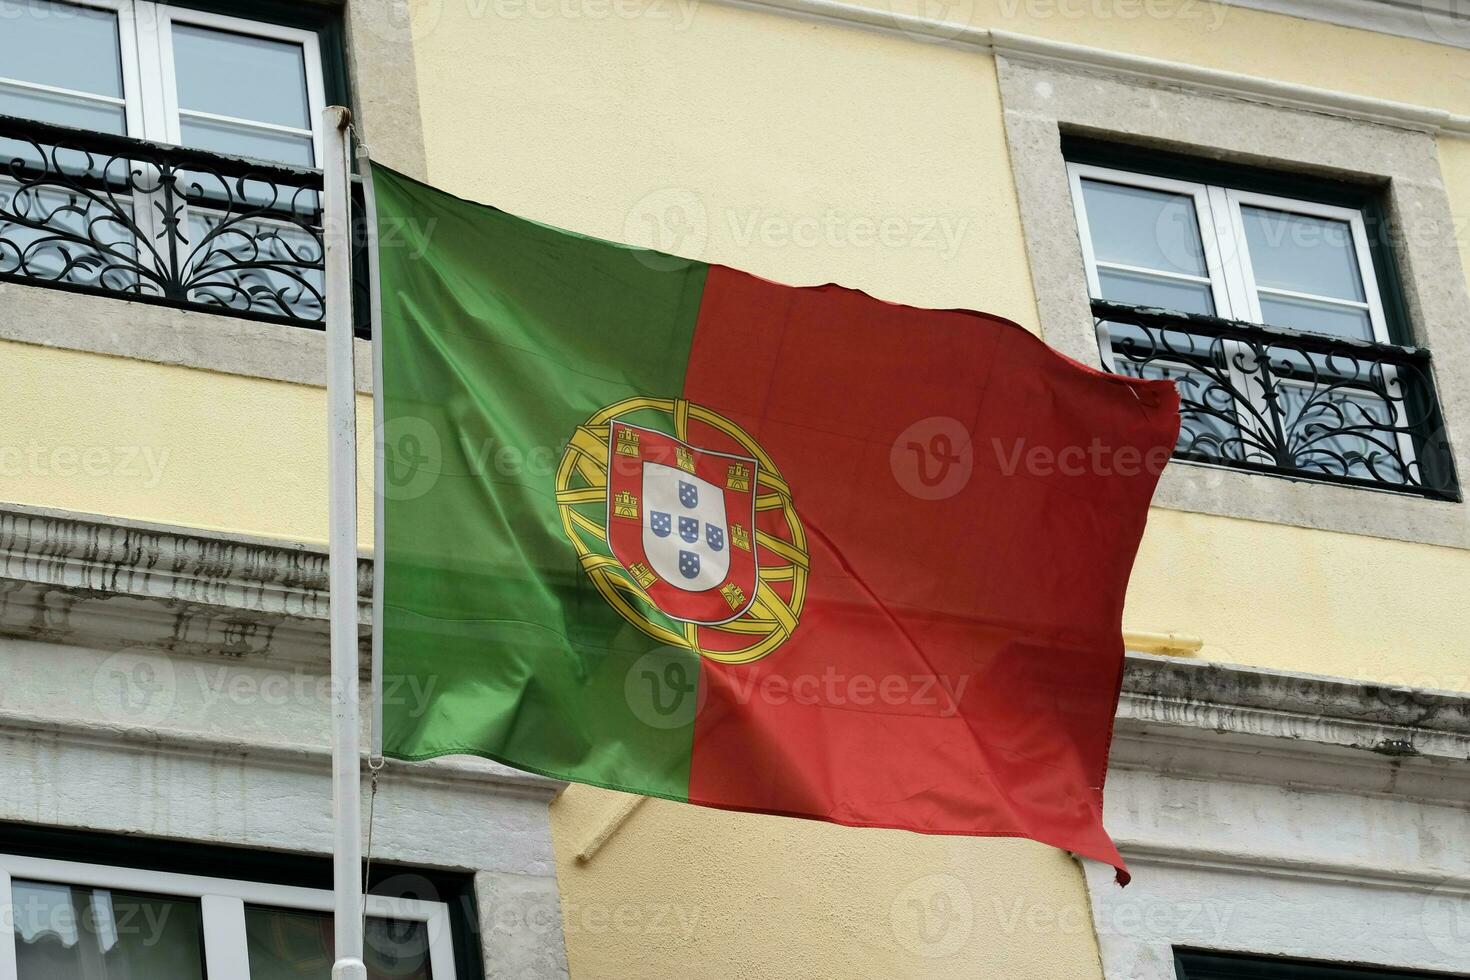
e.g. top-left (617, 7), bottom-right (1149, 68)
top-left (3, 503), bottom-right (1468, 791)
top-left (1121, 653), bottom-right (1470, 740)
top-left (719, 0), bottom-right (1470, 136)
top-left (1116, 654), bottom-right (1470, 805)
top-left (0, 503), bottom-right (566, 799)
top-left (0, 502), bottom-right (366, 611)
top-left (0, 503), bottom-right (366, 662)
top-left (0, 705), bottom-right (560, 800)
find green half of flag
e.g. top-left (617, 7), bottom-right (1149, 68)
top-left (376, 165), bottom-right (709, 800)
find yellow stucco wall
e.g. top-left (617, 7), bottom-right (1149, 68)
top-left (551, 789), bottom-right (1104, 979)
top-left (2, 2), bottom-right (1469, 978)
top-left (412, 1), bottom-right (1039, 326)
top-left (0, 340), bottom-right (377, 546)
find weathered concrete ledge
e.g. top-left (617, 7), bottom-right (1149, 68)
top-left (1116, 654), bottom-right (1470, 806)
top-left (3, 502), bottom-right (1469, 785)
top-left (0, 502), bottom-right (569, 813)
top-left (0, 503), bottom-right (366, 662)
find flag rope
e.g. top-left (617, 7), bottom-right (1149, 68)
top-left (362, 759), bottom-right (383, 927)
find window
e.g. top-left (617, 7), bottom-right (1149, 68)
top-left (1066, 149), bottom-right (1456, 499)
top-left (0, 852), bottom-right (458, 980)
top-left (1175, 950), bottom-right (1466, 979)
top-left (1070, 168), bottom-right (1390, 338)
top-left (0, 0), bottom-right (348, 326)
top-left (0, 0), bottom-right (327, 163)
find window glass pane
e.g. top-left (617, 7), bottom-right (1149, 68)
top-left (11, 880), bottom-right (206, 980)
top-left (1080, 179), bottom-right (1209, 276)
top-left (0, 82), bottom-right (125, 133)
top-left (1097, 267), bottom-right (1215, 315)
top-left (245, 906), bottom-right (432, 980)
top-left (182, 206), bottom-right (324, 320)
top-left (180, 117), bottom-right (314, 166)
top-left (172, 24), bottom-right (310, 129)
top-left (1259, 293), bottom-right (1373, 340)
top-left (1, 176), bottom-right (144, 288)
top-left (1107, 334), bottom-right (1242, 460)
top-left (0, 0), bottom-right (123, 98)
top-left (1240, 205), bottom-right (1366, 301)
top-left (1278, 381), bottom-right (1407, 483)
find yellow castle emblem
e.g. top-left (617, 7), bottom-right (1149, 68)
top-left (729, 523), bottom-right (751, 551)
top-left (613, 490), bottom-right (638, 519)
top-left (627, 562), bottom-right (656, 589)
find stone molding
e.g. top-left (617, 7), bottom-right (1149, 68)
top-left (0, 505), bottom-right (570, 978)
top-left (720, 0), bottom-right (1470, 134)
top-left (1117, 653), bottom-right (1470, 808)
top-left (1090, 656), bottom-right (1470, 978)
top-left (0, 503), bottom-right (365, 662)
top-left (5, 502), bottom-right (1467, 771)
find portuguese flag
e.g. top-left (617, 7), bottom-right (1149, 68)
top-left (373, 164), bottom-right (1179, 879)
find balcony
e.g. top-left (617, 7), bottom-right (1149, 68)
top-left (1094, 299), bottom-right (1459, 500)
top-left (0, 113), bottom-right (368, 335)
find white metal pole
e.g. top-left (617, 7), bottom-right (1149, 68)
top-left (322, 104), bottom-right (367, 980)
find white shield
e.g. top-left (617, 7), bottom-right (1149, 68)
top-left (642, 462), bottom-right (729, 592)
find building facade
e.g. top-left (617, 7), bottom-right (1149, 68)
top-left (1, 0), bottom-right (1468, 977)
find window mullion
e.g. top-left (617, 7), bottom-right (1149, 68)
top-left (424, 905), bottom-right (461, 980)
top-left (1065, 163), bottom-right (1107, 299)
top-left (130, 0), bottom-right (172, 143)
top-left (200, 893), bottom-right (252, 980)
top-left (126, 0), bottom-right (178, 293)
top-left (1205, 184), bottom-right (1280, 466)
top-left (1205, 184), bottom-right (1253, 320)
top-left (113, 0), bottom-right (148, 138)
top-left (1345, 211), bottom-right (1392, 343)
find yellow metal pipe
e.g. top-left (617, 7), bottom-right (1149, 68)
top-left (575, 793), bottom-right (649, 863)
top-left (1123, 630), bottom-right (1204, 656)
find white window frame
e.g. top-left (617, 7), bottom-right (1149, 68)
top-left (1066, 163), bottom-right (1392, 341)
top-left (1067, 163), bottom-right (1263, 459)
top-left (1065, 162), bottom-right (1233, 315)
top-left (1217, 187), bottom-right (1391, 343)
top-left (141, 3), bottom-right (326, 164)
top-left (6, 0), bottom-right (327, 162)
top-left (0, 0), bottom-right (145, 137)
top-left (0, 852), bottom-right (459, 980)
top-left (1067, 161), bottom-right (1416, 476)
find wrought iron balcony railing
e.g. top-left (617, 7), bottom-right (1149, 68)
top-left (0, 113), bottom-right (367, 335)
top-left (1093, 299), bottom-right (1459, 500)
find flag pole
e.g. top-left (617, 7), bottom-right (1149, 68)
top-left (322, 104), bottom-right (366, 980)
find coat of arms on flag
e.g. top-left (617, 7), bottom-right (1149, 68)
top-left (554, 396), bottom-right (808, 664)
top-left (606, 420), bottom-right (760, 624)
